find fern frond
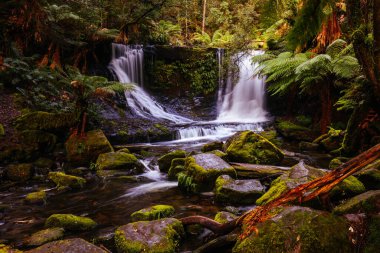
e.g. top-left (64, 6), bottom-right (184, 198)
top-left (332, 55), bottom-right (361, 79)
top-left (326, 39), bottom-right (347, 58)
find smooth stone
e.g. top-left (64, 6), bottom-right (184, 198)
top-left (26, 238), bottom-right (107, 253)
top-left (24, 227), bottom-right (64, 247)
top-left (45, 214), bottom-right (97, 231)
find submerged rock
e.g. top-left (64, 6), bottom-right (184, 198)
top-left (158, 150), bottom-right (187, 172)
top-left (131, 205), bottom-right (175, 221)
top-left (48, 172), bottom-right (86, 189)
top-left (333, 190), bottom-right (380, 215)
top-left (25, 238), bottom-right (107, 253)
top-left (6, 163), bottom-right (33, 181)
top-left (201, 141), bottom-right (223, 152)
top-left (65, 129), bottom-right (114, 166)
top-left (96, 152), bottom-right (144, 174)
top-left (45, 214), bottom-right (97, 231)
top-left (233, 206), bottom-right (353, 253)
top-left (24, 227), bottom-right (64, 247)
top-left (275, 120), bottom-right (315, 141)
top-left (25, 191), bottom-right (46, 205)
top-left (214, 211), bottom-right (237, 224)
top-left (224, 131), bottom-right (284, 165)
top-left (115, 218), bottom-right (184, 253)
top-left (168, 158), bottom-right (186, 180)
top-left (215, 175), bottom-right (265, 204)
top-left (179, 153), bottom-right (235, 193)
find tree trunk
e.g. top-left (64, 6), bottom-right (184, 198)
top-left (374, 0), bottom-right (380, 103)
top-left (202, 0), bottom-right (207, 34)
top-left (319, 84), bottom-right (331, 134)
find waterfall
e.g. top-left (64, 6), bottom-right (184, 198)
top-left (108, 43), bottom-right (192, 123)
top-left (216, 51), bottom-right (268, 123)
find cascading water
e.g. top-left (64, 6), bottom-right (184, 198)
top-left (216, 51), bottom-right (268, 123)
top-left (108, 43), bottom-right (192, 123)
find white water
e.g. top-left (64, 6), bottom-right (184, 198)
top-left (216, 51), bottom-right (268, 123)
top-left (108, 43), bottom-right (192, 123)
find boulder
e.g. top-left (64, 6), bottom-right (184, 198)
top-left (96, 152), bottom-right (144, 174)
top-left (329, 175), bottom-right (365, 201)
top-left (224, 131), bottom-right (284, 165)
top-left (207, 150), bottom-right (228, 160)
top-left (34, 157), bottom-right (55, 170)
top-left (201, 141), bottom-right (223, 152)
top-left (215, 175), bottom-right (265, 204)
top-left (131, 205), bottom-right (175, 221)
top-left (275, 120), bottom-right (315, 141)
top-left (6, 163), bottom-right (33, 181)
top-left (25, 238), bottom-right (107, 253)
top-left (233, 206), bottom-right (353, 253)
top-left (168, 158), bottom-right (186, 180)
top-left (65, 129), bottom-right (114, 166)
top-left (45, 214), bottom-right (97, 231)
top-left (214, 211), bottom-right (237, 224)
top-left (231, 163), bottom-right (289, 179)
top-left (0, 123), bottom-right (5, 136)
top-left (356, 159), bottom-right (380, 190)
top-left (48, 172), bottom-right (86, 189)
top-left (258, 130), bottom-right (283, 147)
top-left (329, 157), bottom-right (350, 170)
top-left (333, 190), bottom-right (380, 215)
top-left (115, 218), bottom-right (184, 253)
top-left (15, 111), bottom-right (77, 132)
top-left (158, 150), bottom-right (187, 172)
top-left (20, 130), bottom-right (57, 153)
top-left (25, 191), bottom-right (46, 205)
top-left (0, 244), bottom-right (21, 253)
top-left (364, 215), bottom-right (380, 253)
top-left (24, 227), bottom-right (65, 247)
top-left (178, 153), bottom-right (235, 193)
top-left (299, 141), bottom-right (319, 151)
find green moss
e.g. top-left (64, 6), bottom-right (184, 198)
top-left (201, 141), bottom-right (223, 152)
top-left (25, 191), bottom-right (46, 204)
top-left (6, 163), bottom-right (33, 181)
top-left (256, 177), bottom-right (287, 205)
top-left (0, 244), bottom-right (22, 253)
top-left (34, 157), bottom-right (55, 169)
top-left (117, 130), bottom-right (128, 137)
top-left (168, 158), bottom-right (186, 179)
top-left (15, 111), bottom-right (77, 131)
top-left (364, 216), bottom-right (380, 253)
top-left (154, 124), bottom-right (169, 133)
top-left (158, 150), bottom-right (186, 172)
top-left (20, 130), bottom-right (57, 152)
top-left (25, 227), bottom-right (65, 246)
top-left (45, 214), bottom-right (97, 231)
top-left (296, 115), bottom-right (312, 127)
top-left (48, 172), bottom-right (86, 189)
top-left (116, 148), bottom-right (130, 154)
top-left (0, 124), bottom-right (4, 136)
top-left (214, 211), bottom-right (237, 224)
top-left (330, 176), bottom-right (366, 200)
top-left (225, 131), bottom-right (284, 165)
top-left (333, 190), bottom-right (380, 215)
top-left (96, 152), bottom-right (144, 173)
top-left (207, 150), bottom-right (228, 160)
top-left (275, 120), bottom-right (314, 141)
top-left (177, 172), bottom-right (198, 193)
top-left (131, 205), bottom-right (175, 221)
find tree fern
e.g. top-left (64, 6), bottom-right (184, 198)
top-left (326, 39), bottom-right (347, 58)
top-left (332, 55), bottom-right (361, 79)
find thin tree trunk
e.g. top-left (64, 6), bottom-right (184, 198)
top-left (320, 84), bottom-right (331, 133)
top-left (202, 0), bottom-right (207, 34)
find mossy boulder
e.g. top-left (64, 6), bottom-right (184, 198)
top-left (15, 111), bottom-right (77, 132)
top-left (45, 214), bottom-right (97, 231)
top-left (25, 191), bottom-right (46, 205)
top-left (178, 153), bottom-right (236, 193)
top-left (231, 163), bottom-right (289, 179)
top-left (224, 131), bottom-right (284, 165)
top-left (168, 158), bottom-right (186, 179)
top-left (116, 148), bottom-right (131, 154)
top-left (329, 176), bottom-right (366, 200)
top-left (34, 157), bottom-right (55, 170)
top-left (6, 163), bottom-right (33, 181)
top-left (131, 205), bottom-right (175, 221)
top-left (364, 215), bottom-right (380, 253)
top-left (329, 157), bottom-right (350, 170)
top-left (20, 130), bottom-right (57, 153)
top-left (114, 218), bottom-right (184, 253)
top-left (201, 141), bottom-right (223, 152)
top-left (96, 152), bottom-right (144, 174)
top-left (258, 130), bottom-right (283, 147)
top-left (256, 161), bottom-right (325, 205)
top-left (233, 206), bottom-right (353, 253)
top-left (333, 190), bottom-right (380, 215)
top-left (0, 244), bottom-right (22, 253)
top-left (25, 238), bottom-right (107, 253)
top-left (214, 211), bottom-right (237, 224)
top-left (207, 150), bottom-right (228, 161)
top-left (24, 227), bottom-right (65, 247)
top-left (48, 172), bottom-right (86, 189)
top-left (215, 175), bottom-right (265, 204)
top-left (320, 129), bottom-right (345, 152)
top-left (65, 129), bottom-right (114, 166)
top-left (299, 141), bottom-right (319, 151)
top-left (158, 150), bottom-right (187, 172)
top-left (275, 120), bottom-right (314, 141)
top-left (356, 159), bottom-right (380, 190)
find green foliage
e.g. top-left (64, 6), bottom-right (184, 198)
top-left (149, 20), bottom-right (182, 45)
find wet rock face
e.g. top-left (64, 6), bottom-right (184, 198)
top-left (48, 172), bottom-right (86, 190)
top-left (131, 205), bottom-right (175, 221)
top-left (201, 141), bottom-right (224, 152)
top-left (96, 152), bottom-right (145, 173)
top-left (215, 175), bottom-right (265, 204)
top-left (25, 238), bottom-right (107, 253)
top-left (158, 150), bottom-right (187, 172)
top-left (24, 227), bottom-right (65, 247)
top-left (233, 206), bottom-right (353, 253)
top-left (274, 120), bottom-right (315, 142)
top-left (65, 129), bottom-right (114, 166)
top-left (115, 218), bottom-right (184, 253)
top-left (45, 214), bottom-right (97, 231)
top-left (179, 153), bottom-right (236, 193)
top-left (333, 190), bottom-right (380, 215)
top-left (6, 163), bottom-right (33, 181)
top-left (224, 131), bottom-right (284, 165)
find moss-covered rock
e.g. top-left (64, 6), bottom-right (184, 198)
top-left (258, 130), bottom-right (283, 147)
top-left (329, 157), bottom-right (350, 170)
top-left (33, 157), bottom-right (55, 170)
top-left (0, 123), bottom-right (4, 136)
top-left (131, 205), bottom-right (175, 221)
top-left (356, 159), bottom-right (380, 190)
top-left (96, 152), bottom-right (144, 174)
top-left (158, 150), bottom-right (187, 172)
top-left (24, 227), bottom-right (64, 247)
top-left (25, 238), bottom-right (107, 253)
top-left (215, 175), bottom-right (265, 204)
top-left (45, 214), bottom-right (97, 231)
top-left (364, 215), bottom-right (380, 253)
top-left (65, 129), bottom-right (114, 166)
top-left (201, 141), bottom-right (223, 152)
top-left (231, 163), bottom-right (288, 179)
top-left (329, 176), bottom-right (366, 200)
top-left (333, 190), bottom-right (380, 215)
top-left (116, 148), bottom-right (130, 154)
top-left (233, 206), bottom-right (353, 253)
top-left (179, 153), bottom-right (236, 193)
top-left (214, 211), bottom-right (237, 224)
top-left (114, 218), bottom-right (184, 253)
top-left (15, 111), bottom-right (77, 132)
top-left (275, 120), bottom-right (315, 141)
top-left (6, 163), bottom-right (33, 181)
top-left (20, 130), bottom-right (57, 153)
top-left (207, 150), bottom-right (228, 161)
top-left (167, 158), bottom-right (186, 179)
top-left (299, 141), bottom-right (319, 151)
top-left (313, 128), bottom-right (345, 152)
top-left (224, 131), bottom-right (284, 165)
top-left (25, 191), bottom-right (46, 205)
top-left (48, 172), bottom-right (86, 189)
top-left (0, 244), bottom-right (22, 253)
